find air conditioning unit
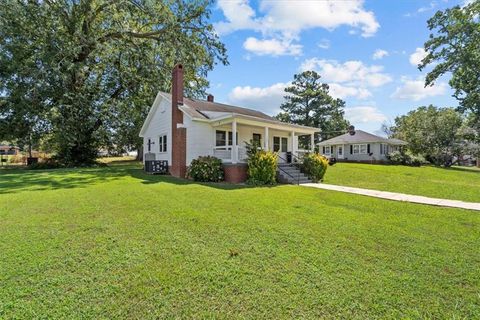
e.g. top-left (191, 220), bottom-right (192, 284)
top-left (145, 160), bottom-right (169, 174)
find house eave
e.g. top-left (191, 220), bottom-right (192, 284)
top-left (199, 113), bottom-right (320, 133)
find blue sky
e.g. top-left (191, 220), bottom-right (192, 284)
top-left (205, 0), bottom-right (465, 134)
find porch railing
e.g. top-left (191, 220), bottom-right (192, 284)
top-left (213, 146), bottom-right (247, 163)
top-left (213, 146), bottom-right (232, 160)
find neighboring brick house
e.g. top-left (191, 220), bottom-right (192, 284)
top-left (318, 129), bottom-right (407, 163)
top-left (139, 64), bottom-right (319, 183)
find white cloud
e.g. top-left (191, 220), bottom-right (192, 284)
top-left (243, 37), bottom-right (302, 56)
top-left (318, 39), bottom-right (330, 49)
top-left (300, 58), bottom-right (392, 87)
top-left (228, 82), bottom-right (288, 115)
top-left (418, 1), bottom-right (438, 13)
top-left (391, 77), bottom-right (448, 101)
top-left (257, 0), bottom-right (380, 37)
top-left (299, 58), bottom-right (391, 101)
top-left (372, 49), bottom-right (388, 60)
top-left (409, 47), bottom-right (427, 66)
top-left (215, 0), bottom-right (260, 35)
top-left (328, 83), bottom-right (372, 100)
top-left (344, 106), bottom-right (387, 124)
top-left (216, 0), bottom-right (380, 56)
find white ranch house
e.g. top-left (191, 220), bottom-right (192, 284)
top-left (139, 64), bottom-right (319, 183)
top-left (318, 129), bottom-right (407, 163)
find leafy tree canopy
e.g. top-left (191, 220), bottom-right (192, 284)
top-left (420, 1), bottom-right (480, 145)
top-left (276, 71), bottom-right (350, 146)
top-left (0, 0), bottom-right (227, 165)
top-left (389, 105), bottom-right (470, 166)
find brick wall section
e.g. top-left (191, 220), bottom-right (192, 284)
top-left (170, 64), bottom-right (187, 178)
top-left (223, 164), bottom-right (248, 183)
top-left (171, 127), bottom-right (187, 177)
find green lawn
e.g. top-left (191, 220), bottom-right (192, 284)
top-left (1, 162), bottom-right (479, 319)
top-left (324, 162), bottom-right (480, 202)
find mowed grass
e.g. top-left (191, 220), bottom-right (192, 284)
top-left (1, 162), bottom-right (479, 319)
top-left (324, 162), bottom-right (480, 202)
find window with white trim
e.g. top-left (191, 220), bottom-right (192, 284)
top-left (215, 130), bottom-right (238, 147)
top-left (324, 146), bottom-right (331, 155)
top-left (380, 143), bottom-right (389, 155)
top-left (353, 144), bottom-right (367, 154)
top-left (159, 135), bottom-right (167, 152)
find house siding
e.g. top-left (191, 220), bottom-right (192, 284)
top-left (322, 142), bottom-right (389, 162)
top-left (184, 117), bottom-right (216, 165)
top-left (143, 96), bottom-right (172, 164)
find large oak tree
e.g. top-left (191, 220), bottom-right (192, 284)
top-left (0, 0), bottom-right (227, 165)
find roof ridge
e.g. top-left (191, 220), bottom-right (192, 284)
top-left (159, 91), bottom-right (273, 119)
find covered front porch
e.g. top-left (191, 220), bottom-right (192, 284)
top-left (210, 114), bottom-right (318, 164)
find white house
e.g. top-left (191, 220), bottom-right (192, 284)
top-left (318, 129), bottom-right (407, 163)
top-left (139, 64), bottom-right (319, 183)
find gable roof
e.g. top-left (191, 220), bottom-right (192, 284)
top-left (140, 92), bottom-right (319, 137)
top-left (182, 97), bottom-right (276, 121)
top-left (318, 130), bottom-right (407, 146)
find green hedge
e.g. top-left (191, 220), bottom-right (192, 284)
top-left (187, 156), bottom-right (224, 182)
top-left (387, 151), bottom-right (427, 167)
top-left (247, 150), bottom-right (277, 185)
top-left (303, 153), bottom-right (329, 182)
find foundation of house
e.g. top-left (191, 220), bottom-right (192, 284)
top-left (223, 163), bottom-right (248, 183)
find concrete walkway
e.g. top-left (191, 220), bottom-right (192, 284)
top-left (301, 183), bottom-right (480, 211)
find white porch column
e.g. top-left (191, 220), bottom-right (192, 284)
top-left (264, 126), bottom-right (269, 150)
top-left (232, 119), bottom-right (238, 163)
top-left (310, 134), bottom-right (315, 151)
top-left (291, 131), bottom-right (296, 155)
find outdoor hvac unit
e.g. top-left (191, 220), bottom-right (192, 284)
top-left (144, 160), bottom-right (169, 174)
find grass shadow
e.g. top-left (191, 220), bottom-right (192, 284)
top-left (446, 166), bottom-right (480, 174)
top-left (0, 166), bottom-right (129, 195)
top-left (0, 162), bottom-right (281, 194)
top-left (126, 167), bottom-right (266, 191)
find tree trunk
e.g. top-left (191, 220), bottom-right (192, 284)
top-left (28, 132), bottom-right (33, 158)
top-left (136, 145), bottom-right (143, 161)
top-left (477, 157), bottom-right (480, 168)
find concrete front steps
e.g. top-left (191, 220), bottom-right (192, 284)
top-left (277, 163), bottom-right (312, 184)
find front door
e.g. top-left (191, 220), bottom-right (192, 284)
top-left (338, 145), bottom-right (344, 159)
top-left (273, 136), bottom-right (288, 162)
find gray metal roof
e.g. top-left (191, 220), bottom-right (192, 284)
top-left (318, 130), bottom-right (407, 145)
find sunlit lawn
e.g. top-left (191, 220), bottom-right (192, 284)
top-left (1, 162), bottom-right (479, 318)
top-left (324, 162), bottom-right (480, 202)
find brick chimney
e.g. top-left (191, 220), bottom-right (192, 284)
top-left (170, 64), bottom-right (187, 178)
top-left (207, 94), bottom-right (214, 102)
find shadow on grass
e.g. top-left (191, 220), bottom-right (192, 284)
top-left (125, 167), bottom-right (260, 191)
top-left (447, 166), bottom-right (480, 174)
top-left (0, 162), bottom-right (273, 194)
top-left (0, 166), bottom-right (129, 194)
